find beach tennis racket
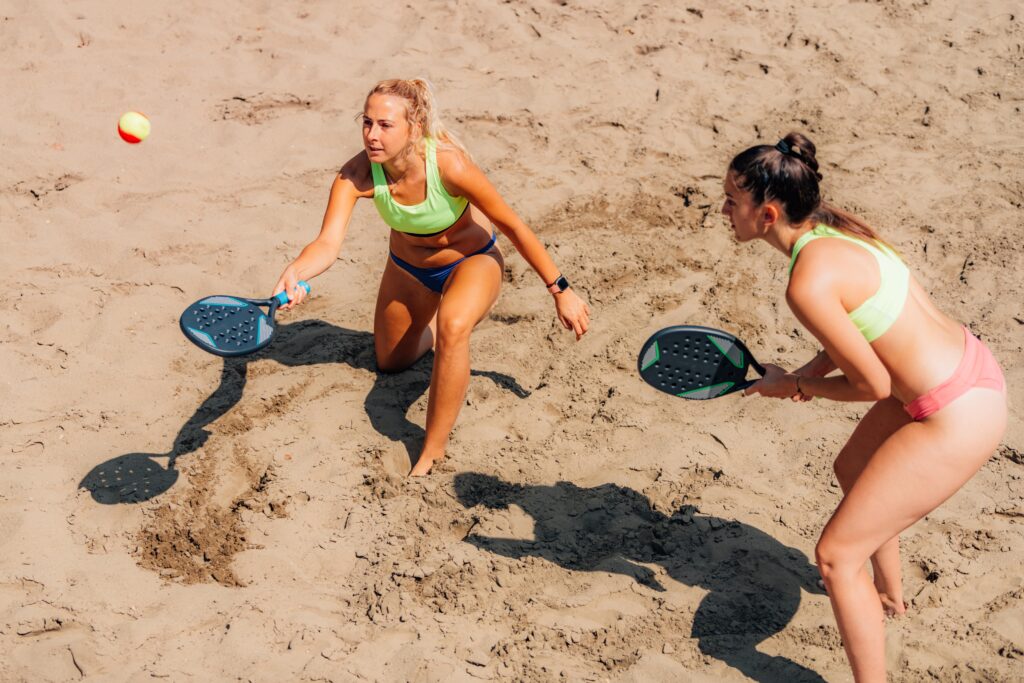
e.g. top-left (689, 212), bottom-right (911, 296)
top-left (178, 281), bottom-right (310, 357)
top-left (637, 325), bottom-right (766, 399)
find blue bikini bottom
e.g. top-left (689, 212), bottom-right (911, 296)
top-left (389, 233), bottom-right (497, 293)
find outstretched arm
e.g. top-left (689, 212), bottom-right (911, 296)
top-left (439, 150), bottom-right (591, 339)
top-left (273, 155), bottom-right (370, 309)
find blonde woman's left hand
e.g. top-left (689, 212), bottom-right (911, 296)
top-left (554, 289), bottom-right (591, 340)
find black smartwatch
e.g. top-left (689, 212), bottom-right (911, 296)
top-left (546, 275), bottom-right (570, 294)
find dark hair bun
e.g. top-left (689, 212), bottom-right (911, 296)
top-left (781, 132), bottom-right (822, 180)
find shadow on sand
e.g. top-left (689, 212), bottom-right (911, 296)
top-left (454, 473), bottom-right (827, 683)
top-left (79, 320), bottom-right (528, 504)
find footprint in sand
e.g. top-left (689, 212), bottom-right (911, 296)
top-left (380, 442), bottom-right (412, 480)
top-left (3, 173), bottom-right (82, 205)
top-left (217, 93), bottom-right (317, 125)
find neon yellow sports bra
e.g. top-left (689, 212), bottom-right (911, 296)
top-left (370, 137), bottom-right (469, 236)
top-left (789, 224), bottom-right (909, 342)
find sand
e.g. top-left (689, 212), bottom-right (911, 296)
top-left (2, 1), bottom-right (1022, 681)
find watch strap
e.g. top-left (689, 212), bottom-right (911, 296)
top-left (546, 275), bottom-right (569, 294)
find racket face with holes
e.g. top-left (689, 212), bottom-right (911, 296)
top-left (637, 325), bottom-right (765, 400)
top-left (179, 295), bottom-right (277, 357)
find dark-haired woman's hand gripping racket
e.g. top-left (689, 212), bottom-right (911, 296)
top-left (637, 325), bottom-right (766, 399)
top-left (179, 281), bottom-right (310, 357)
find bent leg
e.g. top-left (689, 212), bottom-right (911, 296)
top-left (816, 389), bottom-right (1006, 682)
top-left (410, 249), bottom-right (503, 476)
top-left (374, 257), bottom-right (441, 373)
top-left (833, 397), bottom-right (912, 614)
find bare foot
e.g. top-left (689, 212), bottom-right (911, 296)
top-left (816, 579), bottom-right (908, 618)
top-left (879, 592), bottom-right (908, 618)
top-left (409, 453), bottom-right (441, 477)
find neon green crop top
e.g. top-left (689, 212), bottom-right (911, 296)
top-left (370, 137), bottom-right (469, 236)
top-left (789, 224), bottom-right (909, 342)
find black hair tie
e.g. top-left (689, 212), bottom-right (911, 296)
top-left (775, 139), bottom-right (822, 180)
top-left (776, 139), bottom-right (804, 159)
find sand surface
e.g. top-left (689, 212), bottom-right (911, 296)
top-left (2, 1), bottom-right (1023, 681)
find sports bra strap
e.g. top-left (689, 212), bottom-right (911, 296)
top-left (370, 137), bottom-right (469, 236)
top-left (789, 224), bottom-right (909, 342)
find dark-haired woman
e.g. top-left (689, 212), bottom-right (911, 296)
top-left (725, 133), bottom-right (1006, 682)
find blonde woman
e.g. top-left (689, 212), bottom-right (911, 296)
top-left (273, 79), bottom-right (590, 475)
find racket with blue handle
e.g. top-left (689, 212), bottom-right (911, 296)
top-left (179, 281), bottom-right (310, 357)
top-left (637, 325), bottom-right (766, 399)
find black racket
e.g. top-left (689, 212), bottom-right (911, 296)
top-left (637, 325), bottom-right (766, 399)
top-left (178, 281), bottom-right (310, 357)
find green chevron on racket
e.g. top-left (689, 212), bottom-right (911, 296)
top-left (637, 325), bottom-right (766, 400)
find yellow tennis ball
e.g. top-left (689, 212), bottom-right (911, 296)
top-left (118, 111), bottom-right (151, 143)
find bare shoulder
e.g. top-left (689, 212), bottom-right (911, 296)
top-left (787, 237), bottom-right (874, 308)
top-left (338, 151), bottom-right (374, 197)
top-left (435, 145), bottom-right (477, 182)
top-left (435, 145), bottom-right (481, 198)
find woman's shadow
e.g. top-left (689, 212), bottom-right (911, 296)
top-left (79, 320), bottom-right (529, 504)
top-left (454, 472), bottom-right (828, 683)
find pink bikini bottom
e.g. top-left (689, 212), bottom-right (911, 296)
top-left (904, 327), bottom-right (1005, 421)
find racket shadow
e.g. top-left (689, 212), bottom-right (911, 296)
top-left (79, 320), bottom-right (529, 504)
top-left (454, 473), bottom-right (828, 683)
